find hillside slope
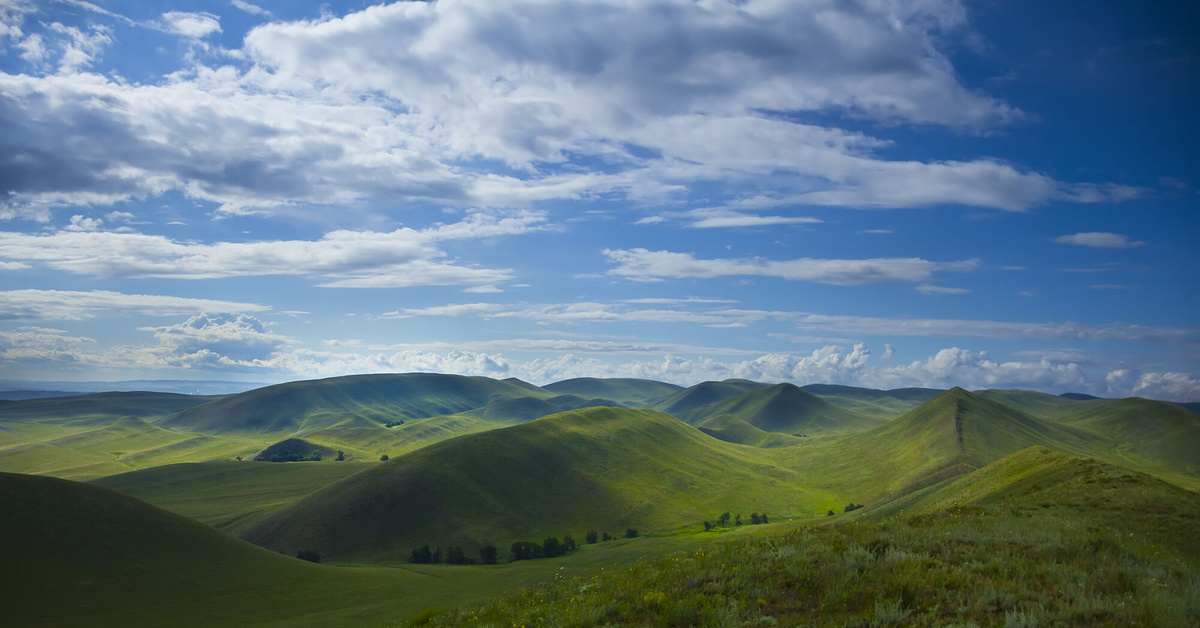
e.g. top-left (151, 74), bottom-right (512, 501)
top-left (541, 378), bottom-right (682, 405)
top-left (679, 383), bottom-right (880, 434)
top-left (778, 387), bottom-right (1109, 500)
top-left (243, 407), bottom-right (831, 563)
top-left (161, 373), bottom-right (556, 433)
top-left (696, 414), bottom-right (803, 448)
top-left (650, 379), bottom-right (770, 416)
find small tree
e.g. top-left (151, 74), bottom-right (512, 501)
top-left (335, 450), bottom-right (345, 461)
top-left (586, 530), bottom-right (598, 544)
top-left (624, 528), bottom-right (638, 538)
top-left (563, 534), bottom-right (576, 551)
top-left (542, 537), bottom-right (563, 558)
top-left (827, 510), bottom-right (835, 517)
top-left (761, 513), bottom-right (769, 524)
top-left (432, 546), bottom-right (442, 563)
top-left (236, 456), bottom-right (242, 461)
top-left (717, 512), bottom-right (731, 527)
top-left (734, 514), bottom-right (742, 526)
top-left (480, 544), bottom-right (498, 565)
top-left (409, 545), bottom-right (433, 564)
top-left (601, 532), bottom-right (613, 542)
top-left (703, 520), bottom-right (713, 531)
top-left (379, 454), bottom-right (389, 461)
top-left (750, 513), bottom-right (761, 525)
top-left (445, 546), bottom-right (467, 565)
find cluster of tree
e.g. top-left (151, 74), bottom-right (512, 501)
top-left (295, 550), bottom-right (320, 563)
top-left (702, 511), bottom-right (768, 530)
top-left (379, 454), bottom-right (390, 461)
top-left (828, 503), bottom-right (865, 516)
top-left (384, 420), bottom-right (404, 428)
top-left (268, 449), bottom-right (323, 463)
top-left (409, 544), bottom-right (500, 565)
top-left (511, 535), bottom-right (577, 562)
top-left (335, 450), bottom-right (345, 461)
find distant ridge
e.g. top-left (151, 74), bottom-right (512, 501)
top-left (679, 383), bottom-right (880, 435)
top-left (651, 379), bottom-right (770, 416)
top-left (542, 377), bottom-right (683, 405)
top-left (161, 373), bottom-right (556, 433)
top-left (696, 414), bottom-right (803, 448)
top-left (1059, 392), bottom-right (1101, 401)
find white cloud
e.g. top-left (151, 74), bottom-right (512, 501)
top-left (1106, 369), bottom-right (1200, 401)
top-left (1055, 232), bottom-right (1145, 249)
top-left (230, 1), bottom-right (271, 17)
top-left (64, 214), bottom-right (102, 231)
top-left (0, 1), bottom-right (1138, 217)
top-left (0, 210), bottom-right (543, 287)
top-left (604, 248), bottom-right (980, 285)
top-left (139, 313), bottom-right (294, 363)
top-left (916, 284), bottom-right (970, 295)
top-left (161, 11), bottom-right (222, 39)
top-left (688, 213), bottom-right (824, 229)
top-left (0, 289), bottom-right (270, 320)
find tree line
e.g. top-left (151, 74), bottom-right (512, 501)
top-left (702, 511), bottom-right (769, 531)
top-left (408, 528), bottom-right (640, 565)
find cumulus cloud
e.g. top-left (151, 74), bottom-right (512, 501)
top-left (1055, 232), bottom-right (1145, 249)
top-left (139, 313), bottom-right (294, 363)
top-left (161, 12), bottom-right (221, 39)
top-left (0, 289), bottom-right (270, 320)
top-left (0, 1), bottom-right (1139, 217)
top-left (604, 248), bottom-right (980, 285)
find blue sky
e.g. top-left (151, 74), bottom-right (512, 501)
top-left (0, 0), bottom-right (1196, 399)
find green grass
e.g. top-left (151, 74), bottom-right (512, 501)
top-left (91, 460), bottom-right (377, 534)
top-left (678, 382), bottom-right (883, 435)
top-left (649, 379), bottom-right (771, 416)
top-left (243, 407), bottom-right (836, 563)
top-left (542, 377), bottom-right (683, 405)
top-left (162, 373), bottom-right (559, 433)
top-left (696, 414), bottom-right (804, 448)
top-left (421, 448), bottom-right (1200, 627)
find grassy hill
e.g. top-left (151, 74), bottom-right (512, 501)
top-left (678, 382), bottom-right (881, 435)
top-left (776, 387), bottom-right (1110, 501)
top-left (242, 407), bottom-right (833, 563)
top-left (802, 383), bottom-right (940, 419)
top-left (91, 460), bottom-right (376, 534)
top-left (650, 379), bottom-right (770, 416)
top-left (696, 414), bottom-right (804, 448)
top-left (1050, 397), bottom-right (1200, 483)
top-left (423, 447), bottom-right (1200, 627)
top-left (2, 470), bottom-right (565, 627)
top-left (541, 377), bottom-right (682, 405)
top-left (0, 390), bottom-right (221, 422)
top-left (161, 373), bottom-right (556, 433)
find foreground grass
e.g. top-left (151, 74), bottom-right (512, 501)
top-left (418, 511), bottom-right (1199, 627)
top-left (418, 450), bottom-right (1200, 627)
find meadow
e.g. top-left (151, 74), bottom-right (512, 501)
top-left (2, 373), bottom-right (1198, 626)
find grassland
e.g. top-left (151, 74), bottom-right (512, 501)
top-left (4, 374), bottom-right (1200, 627)
top-left (243, 407), bottom-right (837, 563)
top-left (420, 447), bottom-right (1200, 627)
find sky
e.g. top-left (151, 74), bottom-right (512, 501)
top-left (0, 0), bottom-right (1197, 399)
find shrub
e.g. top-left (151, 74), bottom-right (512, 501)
top-left (380, 454), bottom-right (390, 461)
top-left (601, 532), bottom-right (613, 542)
top-left (510, 541), bottom-right (542, 562)
top-left (586, 530), bottom-right (598, 544)
top-left (563, 534), bottom-right (576, 551)
top-left (409, 545), bottom-right (433, 564)
top-left (479, 544), bottom-right (498, 565)
top-left (844, 503), bottom-right (864, 513)
top-left (543, 537), bottom-right (564, 558)
top-left (624, 528), bottom-right (638, 538)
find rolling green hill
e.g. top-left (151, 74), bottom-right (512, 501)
top-left (541, 377), bottom-right (683, 405)
top-left (650, 379), bottom-right (772, 416)
top-left (161, 373), bottom-right (556, 433)
top-left (801, 383), bottom-right (940, 419)
top-left (91, 460), bottom-right (376, 534)
top-left (424, 446), bottom-right (1200, 627)
top-left (778, 387), bottom-right (1110, 500)
top-left (696, 414), bottom-right (804, 448)
top-left (679, 382), bottom-right (882, 435)
top-left (1051, 397), bottom-right (1200, 482)
top-left (243, 407), bottom-right (833, 563)
top-left (0, 391), bottom-right (220, 423)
